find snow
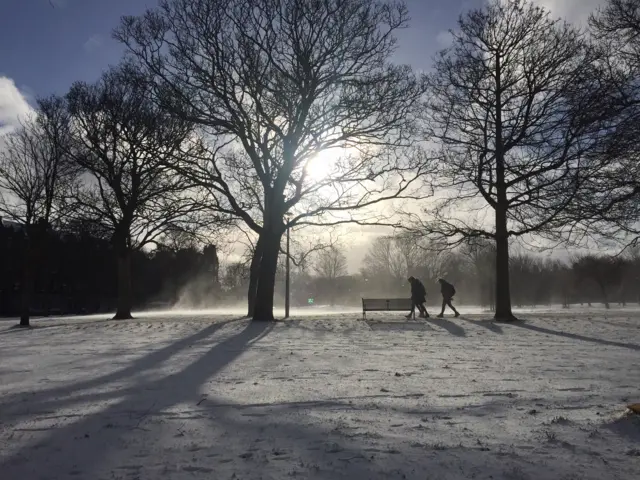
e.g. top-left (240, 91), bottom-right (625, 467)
top-left (1, 308), bottom-right (639, 479)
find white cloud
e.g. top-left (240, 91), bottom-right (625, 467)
top-left (83, 34), bottom-right (105, 53)
top-left (0, 76), bottom-right (33, 135)
top-left (528, 0), bottom-right (606, 24)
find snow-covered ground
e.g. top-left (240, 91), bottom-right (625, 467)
top-left (1, 308), bottom-right (639, 479)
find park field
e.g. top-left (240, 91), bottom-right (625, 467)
top-left (1, 308), bottom-right (639, 479)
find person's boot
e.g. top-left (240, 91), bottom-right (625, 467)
top-left (437, 313), bottom-right (444, 318)
top-left (454, 311), bottom-right (460, 318)
top-left (405, 313), bottom-right (413, 319)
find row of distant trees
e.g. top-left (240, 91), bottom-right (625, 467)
top-left (0, 222), bottom-right (221, 316)
top-left (224, 234), bottom-right (640, 310)
top-left (2, 0), bottom-right (640, 324)
top-left (353, 236), bottom-right (640, 309)
top-left (2, 219), bottom-right (636, 316)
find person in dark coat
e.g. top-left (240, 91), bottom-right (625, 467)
top-left (406, 276), bottom-right (428, 319)
top-left (437, 278), bottom-right (460, 317)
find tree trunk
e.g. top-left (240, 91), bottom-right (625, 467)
top-left (599, 283), bottom-right (609, 309)
top-left (19, 241), bottom-right (33, 327)
top-left (246, 236), bottom-right (264, 317)
top-left (494, 206), bottom-right (517, 322)
top-left (492, 51), bottom-right (516, 323)
top-left (252, 230), bottom-right (283, 322)
top-left (113, 250), bottom-right (133, 320)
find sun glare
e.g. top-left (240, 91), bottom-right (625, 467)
top-left (306, 147), bottom-right (350, 180)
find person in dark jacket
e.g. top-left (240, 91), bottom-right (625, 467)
top-left (406, 276), bottom-right (429, 319)
top-left (437, 278), bottom-right (460, 318)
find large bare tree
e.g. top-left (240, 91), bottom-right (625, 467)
top-left (115, 0), bottom-right (427, 321)
top-left (0, 98), bottom-right (77, 326)
top-left (568, 0), bottom-right (640, 245)
top-left (409, 0), bottom-right (606, 321)
top-left (65, 66), bottom-right (205, 320)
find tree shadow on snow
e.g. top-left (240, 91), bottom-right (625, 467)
top-left (0, 318), bottom-right (117, 336)
top-left (365, 320), bottom-right (434, 332)
top-left (424, 317), bottom-right (466, 337)
top-left (456, 317), bottom-right (504, 334)
top-left (0, 317), bottom-right (264, 429)
top-left (508, 321), bottom-right (640, 351)
top-left (1, 326), bottom-right (625, 480)
top-left (187, 394), bottom-right (607, 479)
top-left (0, 318), bottom-right (273, 479)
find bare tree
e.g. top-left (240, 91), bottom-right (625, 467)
top-left (310, 244), bottom-right (348, 305)
top-left (572, 254), bottom-right (626, 309)
top-left (361, 236), bottom-right (407, 287)
top-left (313, 245), bottom-right (348, 280)
top-left (0, 98), bottom-right (76, 326)
top-left (409, 0), bottom-right (606, 321)
top-left (569, 0), bottom-right (640, 245)
top-left (116, 0), bottom-right (427, 321)
top-left (64, 66), bottom-right (205, 320)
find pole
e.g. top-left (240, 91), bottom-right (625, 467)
top-left (285, 221), bottom-right (290, 319)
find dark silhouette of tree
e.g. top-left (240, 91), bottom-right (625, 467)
top-left (116, 0), bottom-right (427, 321)
top-left (0, 97), bottom-right (77, 326)
top-left (409, 0), bottom-right (606, 321)
top-left (570, 0), bottom-right (640, 245)
top-left (221, 261), bottom-right (251, 301)
top-left (313, 246), bottom-right (347, 280)
top-left (312, 245), bottom-right (348, 305)
top-left (360, 234), bottom-right (448, 298)
top-left (232, 223), bottom-right (341, 314)
top-left (361, 236), bottom-right (408, 289)
top-left (64, 66), bottom-right (204, 320)
top-left (572, 254), bottom-right (626, 309)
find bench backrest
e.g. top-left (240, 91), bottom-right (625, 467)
top-left (362, 298), bottom-right (412, 311)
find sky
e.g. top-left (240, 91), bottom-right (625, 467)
top-left (0, 0), bottom-right (608, 268)
top-left (3, 0), bottom-right (605, 128)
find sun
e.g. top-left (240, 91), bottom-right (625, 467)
top-left (305, 147), bottom-right (346, 180)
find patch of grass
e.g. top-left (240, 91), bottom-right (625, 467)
top-left (429, 442), bottom-right (448, 451)
top-left (544, 430), bottom-right (557, 442)
top-left (503, 465), bottom-right (530, 480)
top-left (549, 416), bottom-right (570, 425)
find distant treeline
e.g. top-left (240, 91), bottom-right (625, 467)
top-left (1, 221), bottom-right (639, 316)
top-left (228, 236), bottom-right (640, 310)
top-left (0, 221), bottom-right (220, 317)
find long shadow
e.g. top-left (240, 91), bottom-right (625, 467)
top-left (0, 317), bottom-right (243, 419)
top-left (509, 321), bottom-right (640, 351)
top-left (457, 316), bottom-right (504, 334)
top-left (1, 319), bottom-right (272, 479)
top-left (189, 394), bottom-right (593, 479)
top-left (424, 317), bottom-right (466, 337)
top-left (0, 318), bottom-right (116, 336)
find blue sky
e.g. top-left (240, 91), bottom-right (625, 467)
top-left (0, 0), bottom-right (599, 128)
top-left (0, 0), bottom-right (488, 118)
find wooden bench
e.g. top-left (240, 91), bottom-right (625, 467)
top-left (362, 298), bottom-right (414, 320)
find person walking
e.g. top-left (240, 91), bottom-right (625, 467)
top-left (437, 278), bottom-right (460, 318)
top-left (406, 276), bottom-right (429, 319)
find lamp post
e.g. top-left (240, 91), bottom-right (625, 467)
top-left (285, 219), bottom-right (290, 319)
